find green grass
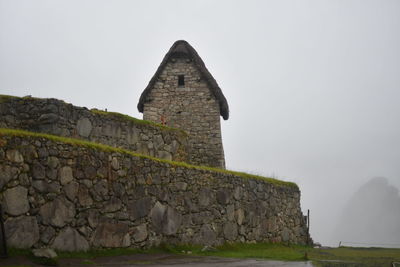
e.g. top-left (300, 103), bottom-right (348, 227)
top-left (7, 248), bottom-right (57, 266)
top-left (161, 242), bottom-right (310, 261)
top-left (309, 246), bottom-right (400, 266)
top-left (6, 244), bottom-right (400, 266)
top-left (90, 108), bottom-right (187, 135)
top-left (0, 94), bottom-right (186, 135)
top-left (0, 94), bottom-right (18, 103)
top-left (0, 128), bottom-right (297, 188)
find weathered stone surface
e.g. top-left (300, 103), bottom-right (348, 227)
top-left (6, 149), bottom-right (24, 163)
top-left (64, 181), bottom-right (79, 201)
top-left (47, 156), bottom-right (59, 169)
top-left (128, 197), bottom-right (152, 220)
top-left (0, 165), bottom-right (18, 189)
top-left (282, 227), bottom-right (290, 242)
top-left (223, 221), bottom-right (238, 241)
top-left (5, 216), bottom-right (39, 248)
top-left (88, 210), bottom-right (99, 228)
top-left (150, 201), bottom-right (167, 234)
top-left (3, 186), bottom-right (29, 216)
top-left (133, 224), bottom-right (148, 242)
top-left (41, 226), bottom-right (56, 244)
top-left (0, 95), bottom-right (189, 163)
top-left (59, 166), bottom-right (74, 185)
top-left (111, 157), bottom-right (119, 170)
top-left (150, 202), bottom-right (182, 235)
top-left (39, 198), bottom-right (75, 227)
top-left (78, 185), bottom-right (93, 206)
top-left (163, 206), bottom-right (182, 235)
top-left (0, 133), bottom-right (310, 249)
top-left (94, 179), bottom-right (108, 196)
top-left (32, 162), bottom-right (46, 179)
top-left (32, 248), bottom-right (57, 258)
top-left (226, 204), bottom-right (235, 221)
top-left (32, 180), bottom-right (49, 192)
top-left (236, 208), bottom-right (245, 225)
top-left (157, 151), bottom-right (172, 161)
top-left (77, 117), bottom-right (92, 137)
top-left (52, 227), bottom-right (89, 251)
top-left (216, 189), bottom-right (230, 205)
top-left (92, 222), bottom-right (129, 248)
top-left (104, 197), bottom-right (122, 212)
top-left (198, 188), bottom-right (212, 207)
top-left (194, 224), bottom-right (216, 245)
top-left (38, 113), bottom-right (59, 124)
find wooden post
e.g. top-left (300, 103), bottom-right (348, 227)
top-left (307, 209), bottom-right (310, 245)
top-left (0, 204), bottom-right (8, 258)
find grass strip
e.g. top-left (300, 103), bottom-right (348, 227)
top-left (0, 128), bottom-right (297, 187)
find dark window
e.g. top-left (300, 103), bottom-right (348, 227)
top-left (178, 75), bottom-right (185, 87)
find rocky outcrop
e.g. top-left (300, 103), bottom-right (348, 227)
top-left (0, 132), bottom-right (309, 251)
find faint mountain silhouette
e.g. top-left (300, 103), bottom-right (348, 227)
top-left (333, 177), bottom-right (400, 247)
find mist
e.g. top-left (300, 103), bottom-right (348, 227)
top-left (333, 177), bottom-right (400, 248)
top-left (1, 0), bottom-right (400, 247)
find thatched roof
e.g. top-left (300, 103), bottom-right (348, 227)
top-left (137, 40), bottom-right (229, 120)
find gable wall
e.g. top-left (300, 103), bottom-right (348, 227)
top-left (143, 58), bottom-right (225, 168)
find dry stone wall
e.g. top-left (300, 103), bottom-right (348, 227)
top-left (143, 58), bottom-right (226, 168)
top-left (0, 133), bottom-right (309, 251)
top-left (0, 95), bottom-right (188, 163)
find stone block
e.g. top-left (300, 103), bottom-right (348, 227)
top-left (3, 186), bottom-right (30, 216)
top-left (91, 222), bottom-right (129, 248)
top-left (133, 224), bottom-right (148, 242)
top-left (128, 197), bottom-right (152, 220)
top-left (0, 165), bottom-right (18, 190)
top-left (150, 202), bottom-right (182, 235)
top-left (64, 181), bottom-right (79, 201)
top-left (52, 227), bottom-right (89, 251)
top-left (59, 166), bottom-right (74, 185)
top-left (32, 162), bottom-right (46, 179)
top-left (32, 248), bottom-right (57, 259)
top-left (223, 221), bottom-right (238, 241)
top-left (6, 149), bottom-right (24, 163)
top-left (77, 117), bottom-right (92, 137)
top-left (78, 185), bottom-right (93, 206)
top-left (5, 216), bottom-right (39, 248)
top-left (39, 198), bottom-right (75, 227)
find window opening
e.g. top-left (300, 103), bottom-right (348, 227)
top-left (178, 75), bottom-right (185, 87)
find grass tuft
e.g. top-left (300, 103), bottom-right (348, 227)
top-left (0, 128), bottom-right (297, 188)
top-left (90, 108), bottom-right (187, 135)
top-left (0, 94), bottom-right (18, 103)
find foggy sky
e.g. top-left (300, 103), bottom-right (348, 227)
top-left (1, 0), bottom-right (399, 246)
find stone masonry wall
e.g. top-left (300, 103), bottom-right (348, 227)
top-left (143, 58), bottom-right (225, 168)
top-left (0, 133), bottom-right (309, 251)
top-left (0, 95), bottom-right (188, 163)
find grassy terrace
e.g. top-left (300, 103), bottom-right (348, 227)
top-left (5, 244), bottom-right (400, 266)
top-left (0, 128), bottom-right (297, 188)
top-left (90, 108), bottom-right (186, 134)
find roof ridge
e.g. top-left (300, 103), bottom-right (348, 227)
top-left (137, 40), bottom-right (229, 120)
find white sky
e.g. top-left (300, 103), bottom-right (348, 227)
top-left (1, 0), bottom-right (399, 246)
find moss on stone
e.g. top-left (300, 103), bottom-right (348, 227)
top-left (0, 94), bottom-right (186, 136)
top-left (0, 94), bottom-right (18, 103)
top-left (90, 108), bottom-right (187, 135)
top-left (0, 128), bottom-right (297, 188)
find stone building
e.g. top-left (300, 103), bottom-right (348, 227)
top-left (137, 40), bottom-right (229, 168)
